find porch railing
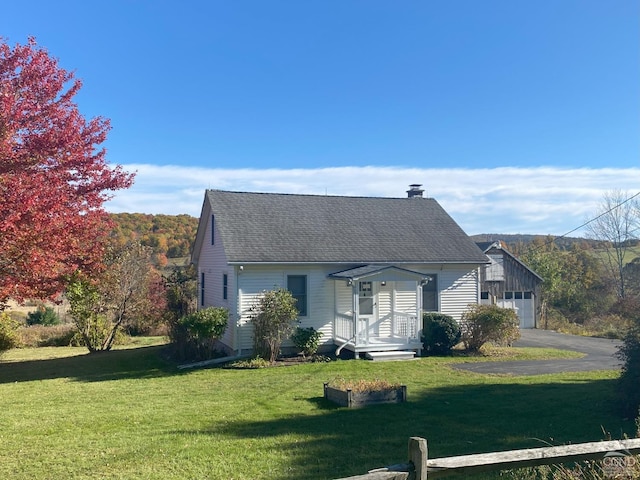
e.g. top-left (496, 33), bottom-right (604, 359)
top-left (393, 312), bottom-right (420, 339)
top-left (335, 312), bottom-right (420, 344)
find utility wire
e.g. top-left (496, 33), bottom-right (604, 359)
top-left (522, 190), bottom-right (640, 255)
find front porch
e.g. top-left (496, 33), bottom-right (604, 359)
top-left (329, 265), bottom-right (429, 355)
top-left (334, 313), bottom-right (423, 355)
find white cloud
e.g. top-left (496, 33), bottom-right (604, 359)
top-left (105, 164), bottom-right (640, 236)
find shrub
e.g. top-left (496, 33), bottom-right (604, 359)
top-left (251, 288), bottom-right (298, 363)
top-left (179, 307), bottom-right (228, 340)
top-left (72, 313), bottom-right (118, 351)
top-left (617, 321), bottom-right (640, 417)
top-left (291, 326), bottom-right (323, 357)
top-left (26, 306), bottom-right (60, 326)
top-left (172, 307), bottom-right (229, 361)
top-left (583, 314), bottom-right (630, 339)
top-left (421, 313), bottom-right (460, 355)
top-left (226, 357), bottom-right (271, 369)
top-left (0, 312), bottom-right (20, 354)
top-left (460, 304), bottom-right (520, 352)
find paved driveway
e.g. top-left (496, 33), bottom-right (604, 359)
top-left (455, 329), bottom-right (623, 375)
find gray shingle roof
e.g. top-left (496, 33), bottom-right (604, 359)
top-left (205, 190), bottom-right (488, 264)
top-left (328, 265), bottom-right (429, 281)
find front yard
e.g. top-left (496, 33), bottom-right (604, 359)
top-left (0, 342), bottom-right (633, 479)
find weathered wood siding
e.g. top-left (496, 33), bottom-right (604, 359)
top-left (479, 246), bottom-right (542, 327)
top-left (480, 247), bottom-right (541, 294)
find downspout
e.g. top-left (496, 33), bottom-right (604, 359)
top-left (335, 335), bottom-right (356, 356)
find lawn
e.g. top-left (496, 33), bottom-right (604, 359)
top-left (0, 342), bottom-right (633, 480)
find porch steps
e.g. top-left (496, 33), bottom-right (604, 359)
top-left (364, 350), bottom-right (416, 362)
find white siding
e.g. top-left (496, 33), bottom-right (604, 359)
top-left (196, 214), bottom-right (237, 350)
top-left (439, 267), bottom-right (479, 321)
top-left (235, 265), bottom-right (335, 353)
top-left (195, 218), bottom-right (484, 352)
top-left (334, 280), bottom-right (354, 340)
top-left (394, 281), bottom-right (417, 316)
top-left (376, 284), bottom-right (392, 337)
top-left (403, 264), bottom-right (480, 322)
top-left (335, 281), bottom-right (353, 315)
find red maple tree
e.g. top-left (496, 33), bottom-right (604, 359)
top-left (0, 37), bottom-right (134, 303)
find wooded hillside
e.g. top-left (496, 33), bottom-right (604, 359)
top-left (110, 213), bottom-right (199, 264)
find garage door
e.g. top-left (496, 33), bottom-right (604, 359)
top-left (498, 292), bottom-right (535, 329)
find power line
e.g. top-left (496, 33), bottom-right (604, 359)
top-left (523, 190), bottom-right (640, 255)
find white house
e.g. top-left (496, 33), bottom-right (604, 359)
top-left (191, 185), bottom-right (489, 358)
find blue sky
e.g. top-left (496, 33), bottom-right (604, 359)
top-left (2, 1), bottom-right (639, 235)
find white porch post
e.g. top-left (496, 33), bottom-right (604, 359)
top-left (416, 280), bottom-right (423, 343)
top-left (390, 281), bottom-right (396, 337)
top-left (352, 282), bottom-right (358, 345)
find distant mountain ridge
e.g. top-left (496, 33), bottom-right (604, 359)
top-left (110, 213), bottom-right (199, 263)
top-left (470, 234), bottom-right (600, 250)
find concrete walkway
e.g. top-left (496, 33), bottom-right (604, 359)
top-left (454, 329), bottom-right (623, 376)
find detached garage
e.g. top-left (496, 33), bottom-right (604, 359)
top-left (476, 241), bottom-right (543, 329)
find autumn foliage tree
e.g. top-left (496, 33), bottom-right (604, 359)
top-left (67, 241), bottom-right (165, 352)
top-left (0, 37), bottom-right (133, 303)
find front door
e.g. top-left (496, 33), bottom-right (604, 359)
top-left (358, 281), bottom-right (378, 342)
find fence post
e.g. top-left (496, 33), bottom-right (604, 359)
top-left (408, 437), bottom-right (428, 479)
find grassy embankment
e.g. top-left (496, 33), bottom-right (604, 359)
top-left (0, 341), bottom-right (632, 479)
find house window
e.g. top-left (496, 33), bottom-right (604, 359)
top-left (480, 291), bottom-right (489, 300)
top-left (422, 275), bottom-right (438, 312)
top-left (223, 273), bottom-right (228, 300)
top-left (200, 272), bottom-right (205, 306)
top-left (504, 291), bottom-right (513, 300)
top-left (524, 292), bottom-right (532, 300)
top-left (515, 291), bottom-right (523, 300)
top-left (211, 215), bottom-right (215, 245)
top-left (287, 275), bottom-right (307, 316)
top-left (485, 254), bottom-right (504, 281)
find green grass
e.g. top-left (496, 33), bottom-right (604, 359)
top-left (0, 343), bottom-right (632, 480)
top-left (592, 245), bottom-right (640, 266)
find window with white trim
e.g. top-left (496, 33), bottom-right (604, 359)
top-left (287, 275), bottom-right (307, 316)
top-left (485, 254), bottom-right (505, 281)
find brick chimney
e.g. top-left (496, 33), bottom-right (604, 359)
top-left (407, 184), bottom-right (424, 198)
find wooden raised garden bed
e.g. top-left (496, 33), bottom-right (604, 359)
top-left (323, 381), bottom-right (407, 408)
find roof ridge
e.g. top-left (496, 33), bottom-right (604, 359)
top-left (207, 189), bottom-right (433, 200)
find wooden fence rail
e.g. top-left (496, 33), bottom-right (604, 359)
top-left (336, 437), bottom-right (640, 479)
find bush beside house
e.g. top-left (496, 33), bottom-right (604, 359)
top-left (461, 304), bottom-right (520, 352)
top-left (171, 307), bottom-right (228, 362)
top-left (291, 326), bottom-right (323, 357)
top-left (251, 288), bottom-right (299, 363)
top-left (421, 313), bottom-right (460, 355)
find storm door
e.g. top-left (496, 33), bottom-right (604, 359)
top-left (358, 281), bottom-right (378, 340)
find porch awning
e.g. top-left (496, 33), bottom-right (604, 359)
top-left (328, 264), bottom-right (431, 283)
